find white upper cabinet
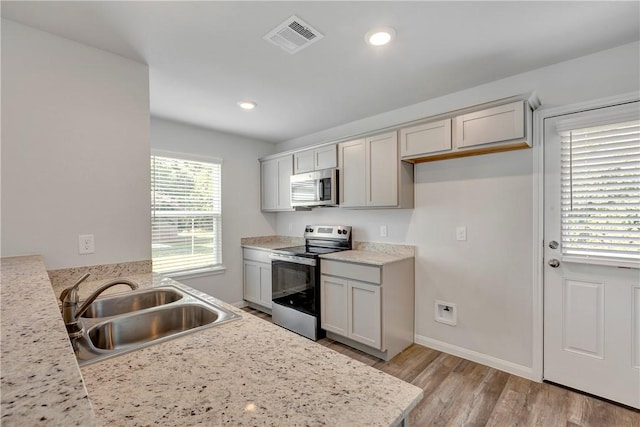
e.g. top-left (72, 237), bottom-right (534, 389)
top-left (455, 100), bottom-right (525, 148)
top-left (261, 154), bottom-right (293, 211)
top-left (293, 144), bottom-right (337, 174)
top-left (400, 118), bottom-right (452, 158)
top-left (399, 97), bottom-right (535, 163)
top-left (338, 139), bottom-right (367, 207)
top-left (366, 132), bottom-right (398, 207)
top-left (338, 132), bottom-right (413, 209)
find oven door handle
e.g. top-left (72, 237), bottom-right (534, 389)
top-left (269, 253), bottom-right (317, 267)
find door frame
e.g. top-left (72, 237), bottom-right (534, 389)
top-left (531, 91), bottom-right (640, 382)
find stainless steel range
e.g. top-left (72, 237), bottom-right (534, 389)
top-left (269, 225), bottom-right (352, 340)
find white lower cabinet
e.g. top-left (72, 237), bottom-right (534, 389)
top-left (243, 248), bottom-right (272, 311)
top-left (321, 275), bottom-right (381, 348)
top-left (320, 258), bottom-right (414, 361)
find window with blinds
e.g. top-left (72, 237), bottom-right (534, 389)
top-left (559, 117), bottom-right (639, 267)
top-left (151, 153), bottom-right (222, 275)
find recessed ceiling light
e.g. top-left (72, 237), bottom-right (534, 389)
top-left (365, 27), bottom-right (396, 46)
top-left (238, 101), bottom-right (257, 110)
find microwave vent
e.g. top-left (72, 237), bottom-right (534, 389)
top-left (263, 15), bottom-right (324, 54)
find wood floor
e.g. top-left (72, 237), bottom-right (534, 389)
top-left (242, 307), bottom-right (639, 426)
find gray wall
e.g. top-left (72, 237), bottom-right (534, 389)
top-left (273, 41), bottom-right (640, 376)
top-left (1, 20), bottom-right (151, 269)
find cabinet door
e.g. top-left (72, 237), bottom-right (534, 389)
top-left (293, 149), bottom-right (314, 174)
top-left (276, 155), bottom-right (293, 210)
top-left (400, 119), bottom-right (452, 158)
top-left (455, 101), bottom-right (525, 148)
top-left (321, 275), bottom-right (348, 336)
top-left (243, 261), bottom-right (261, 304)
top-left (315, 145), bottom-right (337, 170)
top-left (259, 264), bottom-right (272, 308)
top-left (260, 159), bottom-right (278, 211)
top-left (338, 139), bottom-right (366, 207)
top-left (348, 281), bottom-right (382, 350)
top-left (366, 132), bottom-right (398, 207)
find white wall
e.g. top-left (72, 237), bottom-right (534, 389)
top-left (151, 117), bottom-right (276, 304)
top-left (274, 41), bottom-right (640, 373)
top-left (1, 19), bottom-right (151, 270)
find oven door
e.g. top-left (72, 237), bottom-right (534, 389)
top-left (270, 254), bottom-right (318, 316)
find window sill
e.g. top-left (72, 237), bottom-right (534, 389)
top-left (161, 266), bottom-right (227, 280)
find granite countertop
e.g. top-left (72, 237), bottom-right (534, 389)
top-left (241, 236), bottom-right (415, 267)
top-left (320, 250), bottom-right (413, 266)
top-left (321, 241), bottom-right (415, 266)
top-left (240, 235), bottom-right (304, 251)
top-left (0, 256), bottom-right (96, 427)
top-left (1, 256), bottom-right (423, 426)
top-left (82, 275), bottom-right (423, 426)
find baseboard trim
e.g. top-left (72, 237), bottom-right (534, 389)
top-left (414, 334), bottom-right (535, 381)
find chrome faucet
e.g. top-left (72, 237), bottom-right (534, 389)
top-left (60, 273), bottom-right (138, 338)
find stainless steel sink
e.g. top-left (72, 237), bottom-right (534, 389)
top-left (81, 288), bottom-right (183, 318)
top-left (73, 285), bottom-right (241, 366)
top-left (89, 304), bottom-right (218, 350)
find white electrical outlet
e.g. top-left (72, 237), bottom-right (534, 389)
top-left (78, 234), bottom-right (95, 254)
top-left (456, 226), bottom-right (467, 241)
top-left (380, 225), bottom-right (388, 237)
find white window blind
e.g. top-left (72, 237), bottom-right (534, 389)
top-left (559, 114), bottom-right (640, 267)
top-left (151, 154), bottom-right (222, 274)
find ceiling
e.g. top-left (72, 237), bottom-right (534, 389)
top-left (2, 1), bottom-right (639, 143)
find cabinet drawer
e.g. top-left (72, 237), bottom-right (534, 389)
top-left (321, 260), bottom-right (380, 284)
top-left (455, 101), bottom-right (525, 148)
top-left (400, 119), bottom-right (452, 158)
top-left (243, 248), bottom-right (272, 263)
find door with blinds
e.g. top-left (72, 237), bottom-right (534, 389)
top-left (543, 100), bottom-right (640, 408)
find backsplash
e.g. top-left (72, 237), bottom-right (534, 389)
top-left (47, 259), bottom-right (152, 289)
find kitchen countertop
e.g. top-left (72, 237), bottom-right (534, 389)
top-left (0, 256), bottom-right (96, 427)
top-left (320, 250), bottom-right (413, 266)
top-left (240, 235), bottom-right (304, 251)
top-left (242, 236), bottom-right (415, 266)
top-left (1, 255), bottom-right (423, 426)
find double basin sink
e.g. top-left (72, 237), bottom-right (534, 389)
top-left (73, 283), bottom-right (241, 366)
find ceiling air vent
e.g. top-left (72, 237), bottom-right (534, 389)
top-left (263, 15), bottom-right (324, 54)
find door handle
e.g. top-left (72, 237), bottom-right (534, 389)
top-left (548, 259), bottom-right (560, 268)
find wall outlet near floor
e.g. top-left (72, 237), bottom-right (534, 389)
top-left (380, 225), bottom-right (388, 237)
top-left (456, 226), bottom-right (467, 241)
top-left (78, 234), bottom-right (95, 254)
top-left (435, 300), bottom-right (457, 326)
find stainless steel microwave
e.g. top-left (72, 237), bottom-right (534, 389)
top-left (290, 168), bottom-right (338, 208)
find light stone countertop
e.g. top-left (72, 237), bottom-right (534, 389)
top-left (0, 256), bottom-right (96, 427)
top-left (320, 249), bottom-right (414, 266)
top-left (321, 242), bottom-right (415, 266)
top-left (241, 236), bottom-right (415, 266)
top-left (81, 274), bottom-right (423, 426)
top-left (240, 235), bottom-right (304, 251)
top-left (1, 255), bottom-right (423, 426)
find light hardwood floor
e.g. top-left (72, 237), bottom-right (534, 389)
top-left (242, 307), bottom-right (639, 426)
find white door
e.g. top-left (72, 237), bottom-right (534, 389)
top-left (543, 101), bottom-right (640, 409)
